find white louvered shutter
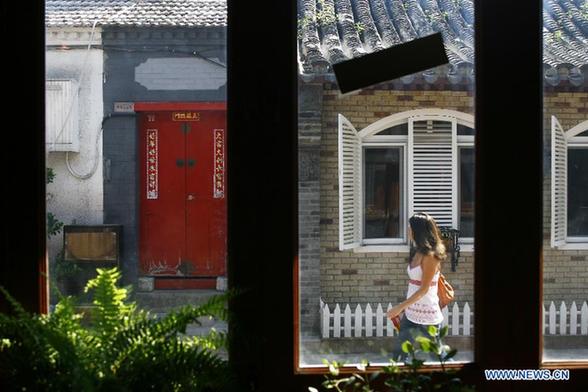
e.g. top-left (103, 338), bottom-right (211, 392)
top-left (408, 119), bottom-right (457, 228)
top-left (551, 115), bottom-right (567, 248)
top-left (46, 79), bottom-right (80, 152)
top-left (338, 114), bottom-right (362, 250)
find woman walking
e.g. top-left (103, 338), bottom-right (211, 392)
top-left (387, 212), bottom-right (446, 363)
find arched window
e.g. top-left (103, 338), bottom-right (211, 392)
top-left (338, 109), bottom-right (474, 251)
top-left (551, 118), bottom-right (588, 249)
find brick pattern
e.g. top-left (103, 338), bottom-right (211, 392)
top-left (102, 35), bottom-right (226, 287)
top-left (542, 92), bottom-right (588, 303)
top-left (298, 83), bottom-right (323, 336)
top-left (298, 86), bottom-right (588, 336)
top-left (319, 88), bottom-right (475, 309)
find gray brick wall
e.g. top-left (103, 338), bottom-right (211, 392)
top-left (298, 82), bottom-right (323, 337)
top-left (102, 26), bottom-right (226, 286)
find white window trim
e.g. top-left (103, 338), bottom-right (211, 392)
top-left (565, 143), bottom-right (588, 246)
top-left (460, 243), bottom-right (475, 253)
top-left (557, 243), bottom-right (588, 250)
top-left (340, 109), bottom-right (475, 253)
top-left (552, 118), bottom-right (588, 249)
top-left (353, 244), bottom-right (411, 253)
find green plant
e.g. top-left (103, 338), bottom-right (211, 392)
top-left (354, 22), bottom-right (365, 34)
top-left (309, 326), bottom-right (475, 392)
top-left (46, 167), bottom-right (64, 239)
top-left (50, 250), bottom-right (84, 301)
top-left (46, 167), bottom-right (56, 184)
top-left (297, 0), bottom-right (337, 40)
top-left (47, 212), bottom-right (64, 238)
top-left (1, 267), bottom-right (234, 391)
top-left (52, 250), bottom-right (82, 281)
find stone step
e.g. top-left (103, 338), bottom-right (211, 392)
top-left (135, 289), bottom-right (228, 339)
top-left (133, 289), bottom-right (225, 314)
top-left (151, 312), bottom-right (227, 331)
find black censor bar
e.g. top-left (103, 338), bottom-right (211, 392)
top-left (332, 32), bottom-right (449, 94)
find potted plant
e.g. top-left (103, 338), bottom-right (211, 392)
top-left (1, 267), bottom-right (234, 391)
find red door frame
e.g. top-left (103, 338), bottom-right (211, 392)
top-left (135, 102), bottom-right (227, 290)
top-left (134, 102), bottom-right (226, 112)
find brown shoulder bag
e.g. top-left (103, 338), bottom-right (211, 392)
top-left (437, 273), bottom-right (454, 309)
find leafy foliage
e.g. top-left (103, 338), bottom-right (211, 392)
top-left (47, 212), bottom-right (64, 238)
top-left (0, 267), bottom-right (234, 391)
top-left (51, 250), bottom-right (83, 296)
top-left (310, 326), bottom-right (474, 392)
top-left (46, 167), bottom-right (56, 184)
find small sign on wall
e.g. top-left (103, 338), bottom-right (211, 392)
top-left (114, 102), bottom-right (135, 113)
top-left (213, 129), bottom-right (225, 199)
top-left (172, 112), bottom-right (200, 121)
top-left (146, 129), bottom-right (158, 199)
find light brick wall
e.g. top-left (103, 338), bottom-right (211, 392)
top-left (319, 87), bottom-right (475, 308)
top-left (298, 82), bottom-right (588, 337)
top-left (543, 92), bottom-right (588, 303)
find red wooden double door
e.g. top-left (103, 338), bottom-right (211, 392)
top-left (139, 105), bottom-right (226, 288)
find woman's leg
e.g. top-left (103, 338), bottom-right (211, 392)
top-left (393, 319), bottom-right (443, 363)
top-left (391, 315), bottom-right (414, 363)
top-left (415, 323), bottom-right (446, 363)
top-left (392, 316), bottom-right (431, 363)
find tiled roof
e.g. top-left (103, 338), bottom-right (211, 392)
top-left (298, 0), bottom-right (588, 84)
top-left (46, 0), bottom-right (226, 27)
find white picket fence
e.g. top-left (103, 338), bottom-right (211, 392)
top-left (319, 299), bottom-right (588, 338)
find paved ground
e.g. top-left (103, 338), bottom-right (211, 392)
top-left (543, 349), bottom-right (588, 362)
top-left (300, 349), bottom-right (588, 367)
top-left (300, 349), bottom-right (473, 367)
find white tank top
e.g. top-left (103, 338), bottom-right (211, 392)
top-left (404, 262), bottom-right (444, 325)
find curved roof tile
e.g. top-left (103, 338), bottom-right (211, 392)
top-left (368, 0), bottom-right (402, 46)
top-left (46, 0), bottom-right (226, 27)
top-left (46, 0), bottom-right (588, 84)
top-left (317, 0), bottom-right (349, 65)
top-left (298, 0), bottom-right (588, 82)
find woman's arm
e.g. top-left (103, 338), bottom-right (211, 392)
top-left (386, 255), bottom-right (440, 319)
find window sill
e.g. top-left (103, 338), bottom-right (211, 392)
top-left (556, 243), bottom-right (588, 250)
top-left (460, 244), bottom-right (474, 252)
top-left (353, 245), bottom-right (410, 253)
top-left (352, 243), bottom-right (476, 253)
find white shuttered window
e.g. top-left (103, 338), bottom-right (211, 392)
top-left (551, 117), bottom-right (588, 248)
top-left (46, 79), bottom-right (80, 152)
top-left (338, 114), bottom-right (362, 250)
top-left (551, 115), bottom-right (567, 248)
top-left (338, 111), bottom-right (466, 251)
top-left (408, 119), bottom-right (457, 228)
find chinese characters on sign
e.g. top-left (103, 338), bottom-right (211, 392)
top-left (172, 112), bottom-right (200, 121)
top-left (146, 129), bottom-right (158, 200)
top-left (213, 129), bottom-right (225, 199)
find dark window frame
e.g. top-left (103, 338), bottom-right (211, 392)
top-left (4, 0), bottom-right (588, 389)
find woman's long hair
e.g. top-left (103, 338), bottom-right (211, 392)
top-left (408, 212), bottom-right (447, 262)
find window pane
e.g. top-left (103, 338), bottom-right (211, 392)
top-left (457, 124), bottom-right (475, 136)
top-left (459, 148), bottom-right (474, 238)
top-left (377, 123), bottom-right (408, 135)
top-left (364, 148), bottom-right (402, 239)
top-left (568, 148), bottom-right (588, 237)
top-left (45, 0), bottom-right (228, 359)
top-left (297, 0), bottom-right (476, 367)
top-left (542, 0), bottom-right (588, 362)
